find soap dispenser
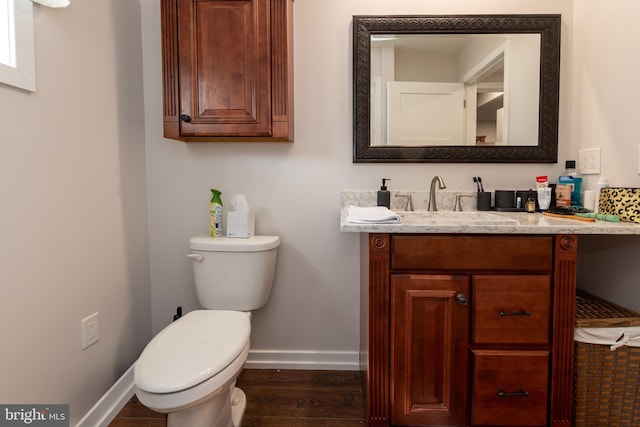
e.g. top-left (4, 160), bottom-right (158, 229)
top-left (377, 178), bottom-right (391, 208)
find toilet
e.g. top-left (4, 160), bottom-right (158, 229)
top-left (134, 235), bottom-right (280, 427)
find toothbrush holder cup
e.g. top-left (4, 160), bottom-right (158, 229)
top-left (476, 192), bottom-right (492, 211)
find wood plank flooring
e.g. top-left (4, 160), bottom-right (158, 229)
top-left (109, 369), bottom-right (364, 427)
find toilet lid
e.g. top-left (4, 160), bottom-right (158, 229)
top-left (135, 310), bottom-right (250, 393)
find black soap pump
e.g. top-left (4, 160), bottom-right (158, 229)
top-left (377, 178), bottom-right (391, 208)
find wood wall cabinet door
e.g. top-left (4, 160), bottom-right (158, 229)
top-left (161, 0), bottom-right (294, 141)
top-left (391, 274), bottom-right (470, 427)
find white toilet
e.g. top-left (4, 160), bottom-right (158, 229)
top-left (134, 235), bottom-right (280, 427)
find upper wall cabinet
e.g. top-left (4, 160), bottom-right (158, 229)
top-left (161, 0), bottom-right (294, 142)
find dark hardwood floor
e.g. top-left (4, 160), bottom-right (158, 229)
top-left (109, 369), bottom-right (364, 427)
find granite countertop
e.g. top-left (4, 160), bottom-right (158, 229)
top-left (340, 190), bottom-right (640, 235)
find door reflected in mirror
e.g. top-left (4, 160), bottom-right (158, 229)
top-left (370, 33), bottom-right (540, 147)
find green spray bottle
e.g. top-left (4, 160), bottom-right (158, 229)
top-left (210, 189), bottom-right (223, 237)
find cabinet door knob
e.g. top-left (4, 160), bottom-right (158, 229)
top-left (180, 114), bottom-right (192, 123)
top-left (455, 293), bottom-right (468, 306)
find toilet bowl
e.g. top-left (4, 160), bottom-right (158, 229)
top-left (135, 310), bottom-right (251, 427)
top-left (134, 235), bottom-right (279, 427)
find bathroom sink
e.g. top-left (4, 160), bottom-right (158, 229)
top-left (398, 211), bottom-right (518, 225)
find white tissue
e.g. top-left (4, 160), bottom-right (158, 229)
top-left (227, 194), bottom-right (254, 238)
top-left (231, 194), bottom-right (250, 212)
top-left (32, 0), bottom-right (70, 7)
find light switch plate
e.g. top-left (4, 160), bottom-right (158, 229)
top-left (637, 144), bottom-right (640, 174)
top-left (579, 148), bottom-right (601, 174)
top-left (81, 312), bottom-right (99, 350)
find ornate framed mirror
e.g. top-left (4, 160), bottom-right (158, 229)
top-left (353, 15), bottom-right (561, 163)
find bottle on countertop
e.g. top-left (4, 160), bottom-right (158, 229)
top-left (377, 178), bottom-right (391, 208)
top-left (526, 190), bottom-right (536, 213)
top-left (558, 160), bottom-right (582, 206)
top-left (210, 188), bottom-right (223, 237)
top-left (594, 176), bottom-right (609, 214)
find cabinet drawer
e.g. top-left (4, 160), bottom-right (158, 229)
top-left (471, 350), bottom-right (549, 426)
top-left (391, 235), bottom-right (553, 272)
top-left (472, 275), bottom-right (551, 345)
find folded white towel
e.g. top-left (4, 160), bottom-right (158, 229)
top-left (346, 205), bottom-right (401, 224)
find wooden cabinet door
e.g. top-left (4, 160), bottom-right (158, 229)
top-left (177, 0), bottom-right (272, 137)
top-left (162, 0), bottom-right (293, 141)
top-left (391, 274), bottom-right (470, 426)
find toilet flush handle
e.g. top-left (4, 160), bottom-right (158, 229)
top-left (187, 253), bottom-right (203, 262)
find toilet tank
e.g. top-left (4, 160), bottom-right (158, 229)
top-left (188, 235), bottom-right (280, 310)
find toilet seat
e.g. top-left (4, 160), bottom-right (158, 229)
top-left (135, 310), bottom-right (251, 394)
top-left (136, 343), bottom-right (249, 415)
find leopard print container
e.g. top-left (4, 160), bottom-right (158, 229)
top-left (598, 187), bottom-right (640, 223)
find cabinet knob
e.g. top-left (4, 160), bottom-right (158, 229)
top-left (180, 114), bottom-right (192, 123)
top-left (455, 293), bottom-right (468, 306)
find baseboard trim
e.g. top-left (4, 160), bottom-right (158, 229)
top-left (245, 350), bottom-right (360, 370)
top-left (75, 364), bottom-right (135, 427)
top-left (76, 350), bottom-right (359, 425)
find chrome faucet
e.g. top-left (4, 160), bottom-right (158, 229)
top-left (428, 176), bottom-right (447, 211)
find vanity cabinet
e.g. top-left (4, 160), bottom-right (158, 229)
top-left (160, 0), bottom-right (294, 142)
top-left (365, 234), bottom-right (577, 427)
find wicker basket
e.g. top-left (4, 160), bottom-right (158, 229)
top-left (574, 290), bottom-right (640, 427)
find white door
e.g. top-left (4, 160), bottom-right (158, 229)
top-left (387, 82), bottom-right (465, 146)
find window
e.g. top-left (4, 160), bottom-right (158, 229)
top-left (1, 0), bottom-right (16, 65)
top-left (0, 0), bottom-right (35, 91)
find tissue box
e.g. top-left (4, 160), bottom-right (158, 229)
top-left (226, 211), bottom-right (255, 238)
top-left (598, 187), bottom-right (640, 224)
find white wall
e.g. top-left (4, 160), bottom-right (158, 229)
top-left (2, 0), bottom-right (638, 422)
top-left (141, 0), bottom-right (575, 369)
top-left (0, 0), bottom-right (150, 424)
top-left (572, 0), bottom-right (640, 311)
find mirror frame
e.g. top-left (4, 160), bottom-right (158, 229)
top-left (353, 14), bottom-right (561, 163)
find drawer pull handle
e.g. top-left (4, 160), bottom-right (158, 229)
top-left (498, 389), bottom-right (530, 397)
top-left (499, 310), bottom-right (531, 317)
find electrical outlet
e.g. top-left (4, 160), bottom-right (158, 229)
top-left (579, 148), bottom-right (601, 174)
top-left (81, 312), bottom-right (99, 350)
